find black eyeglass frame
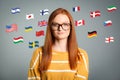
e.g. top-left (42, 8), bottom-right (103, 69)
top-left (51, 22), bottom-right (71, 31)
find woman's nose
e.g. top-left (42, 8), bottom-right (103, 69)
top-left (58, 25), bottom-right (63, 31)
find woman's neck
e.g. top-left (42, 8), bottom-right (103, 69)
top-left (52, 39), bottom-right (68, 52)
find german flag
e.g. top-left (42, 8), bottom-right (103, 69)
top-left (88, 31), bottom-right (97, 38)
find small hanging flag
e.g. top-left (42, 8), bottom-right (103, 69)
top-left (105, 37), bottom-right (114, 43)
top-left (73, 6), bottom-right (80, 12)
top-left (104, 20), bottom-right (112, 27)
top-left (6, 24), bottom-right (18, 32)
top-left (13, 36), bottom-right (24, 44)
top-left (107, 5), bottom-right (117, 12)
top-left (38, 20), bottom-right (47, 27)
top-left (25, 26), bottom-right (33, 32)
top-left (90, 10), bottom-right (101, 18)
top-left (29, 41), bottom-right (39, 48)
top-left (40, 9), bottom-right (49, 16)
top-left (75, 19), bottom-right (85, 26)
top-left (88, 31), bottom-right (97, 38)
top-left (36, 30), bottom-right (44, 37)
top-left (26, 14), bottom-right (34, 20)
top-left (11, 7), bottom-right (20, 14)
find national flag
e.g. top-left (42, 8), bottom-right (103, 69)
top-left (88, 31), bottom-right (97, 38)
top-left (38, 20), bottom-right (47, 27)
top-left (90, 10), bottom-right (101, 18)
top-left (75, 19), bottom-right (85, 26)
top-left (107, 6), bottom-right (117, 12)
top-left (29, 41), bottom-right (39, 48)
top-left (25, 26), bottom-right (32, 32)
top-left (13, 36), bottom-right (23, 44)
top-left (11, 7), bottom-right (20, 14)
top-left (104, 20), bottom-right (112, 26)
top-left (105, 37), bottom-right (114, 43)
top-left (6, 24), bottom-right (18, 32)
top-left (36, 30), bottom-right (44, 37)
top-left (40, 9), bottom-right (49, 15)
top-left (73, 6), bottom-right (80, 12)
top-left (26, 14), bottom-right (34, 20)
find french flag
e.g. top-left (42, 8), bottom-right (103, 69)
top-left (104, 20), bottom-right (112, 26)
top-left (73, 6), bottom-right (80, 12)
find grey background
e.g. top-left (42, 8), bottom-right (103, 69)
top-left (0, 0), bottom-right (120, 80)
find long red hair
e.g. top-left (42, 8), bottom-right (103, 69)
top-left (40, 8), bottom-right (81, 71)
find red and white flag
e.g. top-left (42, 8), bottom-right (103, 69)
top-left (75, 19), bottom-right (85, 26)
top-left (90, 10), bottom-right (101, 18)
top-left (26, 14), bottom-right (34, 20)
top-left (105, 37), bottom-right (114, 43)
top-left (36, 30), bottom-right (44, 37)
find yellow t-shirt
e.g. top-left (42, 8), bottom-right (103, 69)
top-left (28, 47), bottom-right (89, 80)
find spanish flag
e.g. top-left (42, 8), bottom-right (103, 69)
top-left (88, 31), bottom-right (97, 38)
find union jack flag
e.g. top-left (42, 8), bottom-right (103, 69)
top-left (38, 20), bottom-right (47, 27)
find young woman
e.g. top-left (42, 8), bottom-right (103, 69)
top-left (28, 8), bottom-right (89, 80)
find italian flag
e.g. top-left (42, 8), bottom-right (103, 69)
top-left (107, 6), bottom-right (117, 12)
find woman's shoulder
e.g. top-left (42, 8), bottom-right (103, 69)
top-left (78, 47), bottom-right (88, 57)
top-left (78, 48), bottom-right (89, 73)
top-left (32, 46), bottom-right (43, 57)
top-left (34, 46), bottom-right (43, 52)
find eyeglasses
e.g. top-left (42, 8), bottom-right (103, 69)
top-left (51, 22), bottom-right (71, 30)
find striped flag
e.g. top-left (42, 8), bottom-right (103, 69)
top-left (104, 20), bottom-right (112, 26)
top-left (6, 24), bottom-right (18, 32)
top-left (88, 31), bottom-right (97, 38)
top-left (13, 36), bottom-right (24, 44)
top-left (75, 19), bottom-right (85, 26)
top-left (73, 6), bottom-right (80, 12)
top-left (26, 14), bottom-right (34, 20)
top-left (40, 9), bottom-right (49, 15)
top-left (25, 26), bottom-right (32, 32)
top-left (90, 10), bottom-right (101, 18)
top-left (107, 6), bottom-right (117, 12)
top-left (29, 41), bottom-right (39, 48)
top-left (11, 7), bottom-right (20, 14)
top-left (105, 37), bottom-right (114, 43)
top-left (36, 30), bottom-right (44, 37)
top-left (38, 20), bottom-right (47, 27)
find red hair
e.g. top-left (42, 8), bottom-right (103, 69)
top-left (40, 8), bottom-right (81, 71)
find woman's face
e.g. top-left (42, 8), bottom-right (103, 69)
top-left (51, 14), bottom-right (71, 40)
